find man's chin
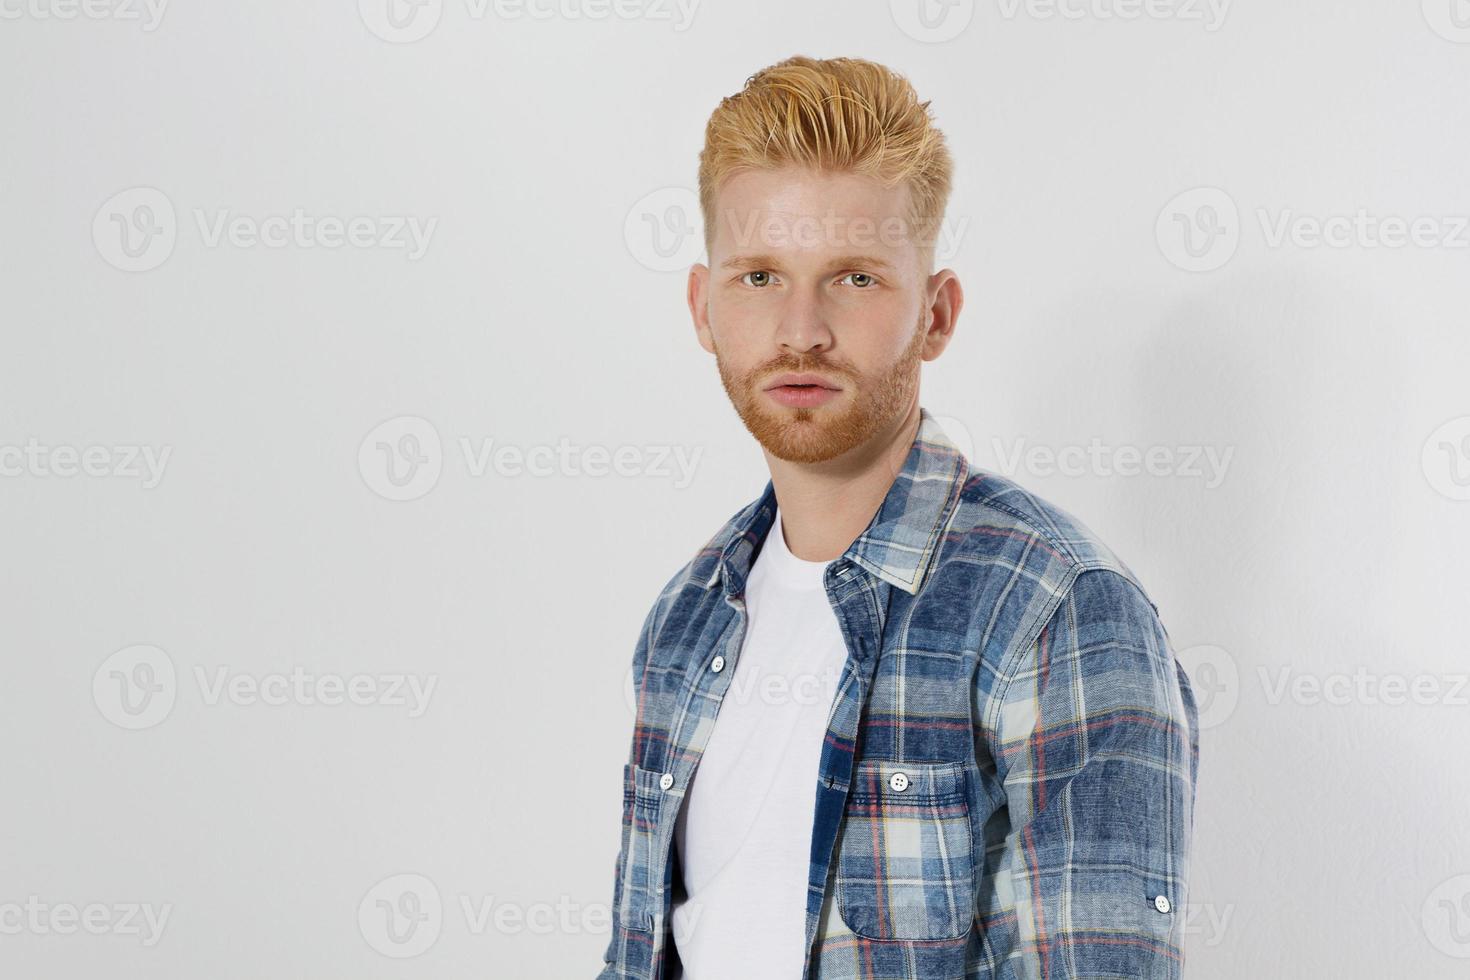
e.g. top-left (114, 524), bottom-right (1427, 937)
top-left (744, 406), bottom-right (863, 464)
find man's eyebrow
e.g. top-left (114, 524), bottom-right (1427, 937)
top-left (717, 253), bottom-right (897, 272)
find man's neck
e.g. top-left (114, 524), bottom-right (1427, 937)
top-left (763, 400), bottom-right (924, 564)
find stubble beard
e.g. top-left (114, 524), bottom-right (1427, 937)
top-left (715, 311), bottom-right (929, 465)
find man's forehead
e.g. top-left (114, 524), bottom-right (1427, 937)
top-left (708, 168), bottom-right (919, 258)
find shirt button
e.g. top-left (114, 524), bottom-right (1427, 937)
top-left (711, 655), bottom-right (726, 673)
top-left (888, 771), bottom-right (909, 792)
top-left (1153, 895), bottom-right (1172, 914)
top-left (659, 772), bottom-right (674, 791)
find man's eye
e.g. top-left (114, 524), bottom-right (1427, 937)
top-left (840, 272), bottom-right (876, 288)
top-left (741, 271), bottom-right (773, 288)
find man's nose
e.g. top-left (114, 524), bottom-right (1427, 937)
top-left (774, 287), bottom-right (833, 354)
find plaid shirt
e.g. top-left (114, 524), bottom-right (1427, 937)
top-left (597, 406), bottom-right (1200, 980)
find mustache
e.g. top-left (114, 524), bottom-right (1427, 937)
top-left (748, 361), bottom-right (853, 381)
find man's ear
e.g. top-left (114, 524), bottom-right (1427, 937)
top-left (921, 268), bottom-right (964, 361)
top-left (688, 262), bottom-right (716, 355)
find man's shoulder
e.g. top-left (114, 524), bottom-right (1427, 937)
top-left (942, 465), bottom-right (1159, 614)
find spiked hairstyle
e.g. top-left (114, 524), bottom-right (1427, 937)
top-left (697, 56), bottom-right (954, 270)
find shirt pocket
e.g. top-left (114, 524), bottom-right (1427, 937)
top-left (615, 762), bottom-right (670, 932)
top-left (835, 759), bottom-right (975, 942)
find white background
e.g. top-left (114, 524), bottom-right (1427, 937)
top-left (3, 1), bottom-right (1469, 977)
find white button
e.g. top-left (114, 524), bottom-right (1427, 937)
top-left (711, 655), bottom-right (726, 673)
top-left (659, 772), bottom-right (674, 791)
top-left (1153, 895), bottom-right (1171, 914)
top-left (888, 771), bottom-right (909, 792)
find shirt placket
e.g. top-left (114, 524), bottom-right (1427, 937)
top-left (799, 564), bottom-right (886, 980)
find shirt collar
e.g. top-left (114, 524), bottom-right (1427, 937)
top-left (701, 405), bottom-right (969, 597)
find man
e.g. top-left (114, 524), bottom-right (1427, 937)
top-left (598, 55), bottom-right (1199, 980)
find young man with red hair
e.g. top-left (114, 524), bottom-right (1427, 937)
top-left (598, 55), bottom-right (1199, 980)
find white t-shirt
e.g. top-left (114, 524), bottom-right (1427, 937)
top-left (670, 505), bottom-right (850, 979)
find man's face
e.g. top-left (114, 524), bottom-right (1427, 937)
top-left (689, 166), bottom-right (946, 465)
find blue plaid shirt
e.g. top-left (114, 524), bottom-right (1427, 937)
top-left (598, 406), bottom-right (1200, 979)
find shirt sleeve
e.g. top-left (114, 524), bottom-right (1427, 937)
top-left (981, 566), bottom-right (1200, 978)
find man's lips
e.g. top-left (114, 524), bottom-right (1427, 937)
top-left (763, 373), bottom-right (843, 408)
top-left (763, 372), bottom-right (842, 391)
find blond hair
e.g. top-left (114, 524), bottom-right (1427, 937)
top-left (697, 55), bottom-right (953, 268)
